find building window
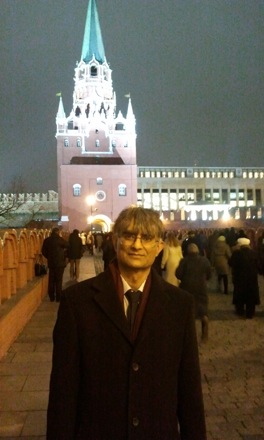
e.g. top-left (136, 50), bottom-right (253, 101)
top-left (137, 190), bottom-right (143, 206)
top-left (222, 189), bottom-right (228, 203)
top-left (143, 189), bottom-right (151, 208)
top-left (238, 189), bottom-right (245, 203)
top-left (187, 189), bottom-right (194, 202)
top-left (205, 189), bottom-right (211, 201)
top-left (247, 189), bottom-right (253, 202)
top-left (196, 189), bottom-right (203, 202)
top-left (161, 189), bottom-right (169, 211)
top-left (76, 138), bottom-right (81, 147)
top-left (112, 140), bottom-right (116, 149)
top-left (95, 139), bottom-right (100, 147)
top-left (64, 138), bottom-right (69, 147)
top-left (256, 189), bottom-right (261, 205)
top-left (96, 177), bottom-right (103, 185)
top-left (179, 189), bottom-right (186, 201)
top-left (118, 184), bottom-right (127, 196)
top-left (230, 189), bottom-right (237, 207)
top-left (170, 189), bottom-right (177, 210)
top-left (73, 184), bottom-right (81, 197)
top-left (213, 189), bottom-right (220, 201)
top-left (90, 65), bottom-right (98, 77)
top-left (115, 123), bottom-right (124, 130)
top-left (152, 189), bottom-right (160, 211)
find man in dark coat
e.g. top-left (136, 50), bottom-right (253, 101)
top-left (41, 227), bottom-right (68, 302)
top-left (68, 229), bottom-right (83, 281)
top-left (47, 207), bottom-right (207, 439)
top-left (176, 243), bottom-right (212, 342)
top-left (229, 237), bottom-right (260, 318)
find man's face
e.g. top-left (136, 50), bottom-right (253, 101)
top-left (113, 222), bottom-right (163, 272)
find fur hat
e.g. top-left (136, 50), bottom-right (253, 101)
top-left (237, 237), bottom-right (250, 246)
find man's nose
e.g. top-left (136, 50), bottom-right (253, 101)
top-left (131, 236), bottom-right (143, 247)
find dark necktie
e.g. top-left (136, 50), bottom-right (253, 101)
top-left (125, 290), bottom-right (142, 330)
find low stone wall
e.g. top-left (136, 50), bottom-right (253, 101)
top-left (0, 274), bottom-right (48, 359)
top-left (0, 228), bottom-right (51, 359)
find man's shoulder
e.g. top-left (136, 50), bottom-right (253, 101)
top-left (63, 271), bottom-right (111, 298)
top-left (152, 270), bottom-right (193, 304)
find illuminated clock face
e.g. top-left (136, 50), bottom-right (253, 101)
top-left (95, 190), bottom-right (106, 202)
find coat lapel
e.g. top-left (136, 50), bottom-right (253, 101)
top-left (89, 269), bottom-right (171, 344)
top-left (91, 273), bottom-right (131, 341)
top-left (134, 271), bottom-right (172, 344)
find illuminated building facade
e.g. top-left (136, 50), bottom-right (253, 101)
top-left (56, 0), bottom-right (137, 232)
top-left (137, 166), bottom-right (264, 227)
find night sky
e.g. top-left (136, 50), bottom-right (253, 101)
top-left (1, 0), bottom-right (264, 193)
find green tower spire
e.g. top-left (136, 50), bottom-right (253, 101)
top-left (81, 0), bottom-right (105, 64)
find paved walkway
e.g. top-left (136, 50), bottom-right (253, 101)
top-left (0, 255), bottom-right (264, 439)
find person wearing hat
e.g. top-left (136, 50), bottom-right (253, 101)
top-left (229, 237), bottom-right (260, 318)
top-left (211, 234), bottom-right (232, 295)
top-left (176, 242), bottom-right (212, 342)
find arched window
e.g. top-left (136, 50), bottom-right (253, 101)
top-left (96, 177), bottom-right (103, 185)
top-left (64, 138), bottom-right (69, 147)
top-left (95, 139), bottom-right (100, 147)
top-left (73, 184), bottom-right (81, 197)
top-left (118, 184), bottom-right (127, 197)
top-left (90, 65), bottom-right (97, 77)
top-left (77, 138), bottom-right (82, 147)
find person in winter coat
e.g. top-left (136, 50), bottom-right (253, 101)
top-left (229, 237), bottom-right (260, 318)
top-left (47, 207), bottom-right (207, 440)
top-left (161, 231), bottom-right (183, 286)
top-left (41, 228), bottom-right (69, 302)
top-left (176, 243), bottom-right (212, 342)
top-left (211, 235), bottom-right (232, 294)
top-left (68, 229), bottom-right (83, 281)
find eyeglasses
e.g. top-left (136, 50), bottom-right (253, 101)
top-left (120, 232), bottom-right (158, 245)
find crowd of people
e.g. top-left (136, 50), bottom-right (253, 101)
top-left (41, 224), bottom-right (263, 319)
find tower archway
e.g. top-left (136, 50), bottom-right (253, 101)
top-left (89, 214), bottom-right (113, 233)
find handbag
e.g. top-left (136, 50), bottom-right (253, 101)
top-left (35, 255), bottom-right (47, 276)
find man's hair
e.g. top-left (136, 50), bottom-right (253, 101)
top-left (52, 227), bottom-right (60, 235)
top-left (187, 243), bottom-right (199, 254)
top-left (113, 206), bottom-right (164, 238)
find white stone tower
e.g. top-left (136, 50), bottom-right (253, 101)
top-left (56, 0), bottom-right (137, 231)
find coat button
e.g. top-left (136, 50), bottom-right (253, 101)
top-left (132, 362), bottom-right (139, 371)
top-left (132, 417), bottom-right (139, 427)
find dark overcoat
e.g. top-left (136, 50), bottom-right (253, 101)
top-left (47, 269), bottom-right (206, 440)
top-left (42, 233), bottom-right (68, 268)
top-left (229, 247), bottom-right (260, 306)
top-left (68, 232), bottom-right (83, 260)
top-left (176, 254), bottom-right (211, 318)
